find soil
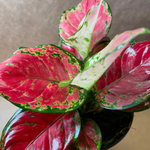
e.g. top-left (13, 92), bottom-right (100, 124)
top-left (83, 109), bottom-right (133, 150)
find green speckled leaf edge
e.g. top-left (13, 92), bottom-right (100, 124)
top-left (0, 44), bottom-right (88, 113)
top-left (66, 0), bottom-right (103, 60)
top-left (0, 109), bottom-right (63, 149)
top-left (58, 0), bottom-right (112, 60)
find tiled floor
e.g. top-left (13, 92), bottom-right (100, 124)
top-left (0, 0), bottom-right (150, 149)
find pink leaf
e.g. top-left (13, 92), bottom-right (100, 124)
top-left (58, 0), bottom-right (112, 52)
top-left (0, 44), bottom-right (87, 113)
top-left (95, 40), bottom-right (150, 110)
top-left (60, 37), bottom-right (110, 60)
top-left (71, 118), bottom-right (102, 150)
top-left (0, 109), bottom-right (62, 150)
top-left (0, 109), bottom-right (81, 150)
top-left (72, 28), bottom-right (150, 91)
top-left (123, 98), bottom-right (150, 112)
top-left (26, 110), bottom-right (81, 150)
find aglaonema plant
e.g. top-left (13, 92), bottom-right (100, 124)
top-left (0, 0), bottom-right (150, 149)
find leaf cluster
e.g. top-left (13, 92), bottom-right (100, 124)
top-left (0, 0), bottom-right (150, 149)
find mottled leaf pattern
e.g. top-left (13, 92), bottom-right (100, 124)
top-left (60, 37), bottom-right (110, 60)
top-left (0, 109), bottom-right (62, 150)
top-left (0, 44), bottom-right (87, 113)
top-left (59, 0), bottom-right (112, 60)
top-left (71, 118), bottom-right (102, 150)
top-left (123, 99), bottom-right (150, 112)
top-left (71, 28), bottom-right (150, 91)
top-left (64, 0), bottom-right (103, 60)
top-left (94, 40), bottom-right (150, 110)
top-left (26, 110), bottom-right (81, 150)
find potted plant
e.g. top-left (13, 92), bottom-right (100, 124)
top-left (0, 0), bottom-right (150, 149)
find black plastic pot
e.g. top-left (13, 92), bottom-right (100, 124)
top-left (83, 109), bottom-right (133, 150)
top-left (101, 112), bottom-right (133, 150)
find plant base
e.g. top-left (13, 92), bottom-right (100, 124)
top-left (83, 109), bottom-right (133, 150)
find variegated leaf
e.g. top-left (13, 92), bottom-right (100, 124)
top-left (71, 28), bottom-right (150, 91)
top-left (94, 40), bottom-right (150, 110)
top-left (123, 99), bottom-right (150, 112)
top-left (0, 109), bottom-right (62, 150)
top-left (26, 110), bottom-right (81, 150)
top-left (71, 118), bottom-right (102, 150)
top-left (59, 0), bottom-right (112, 60)
top-left (60, 37), bottom-right (110, 60)
top-left (0, 109), bottom-right (81, 150)
top-left (0, 44), bottom-right (87, 113)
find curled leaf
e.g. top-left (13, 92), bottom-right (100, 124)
top-left (59, 0), bottom-right (112, 60)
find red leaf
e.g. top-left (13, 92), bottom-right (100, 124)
top-left (59, 0), bottom-right (112, 52)
top-left (94, 40), bottom-right (150, 110)
top-left (0, 44), bottom-right (87, 113)
top-left (71, 118), bottom-right (102, 150)
top-left (0, 109), bottom-right (62, 150)
top-left (0, 109), bottom-right (81, 150)
top-left (26, 110), bottom-right (81, 150)
top-left (123, 98), bottom-right (150, 112)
